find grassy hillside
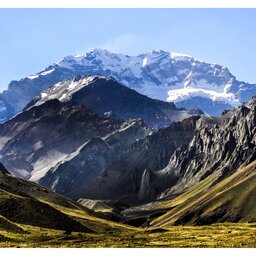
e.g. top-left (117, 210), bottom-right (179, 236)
top-left (1, 223), bottom-right (256, 248)
top-left (0, 169), bottom-right (135, 235)
top-left (151, 160), bottom-right (256, 227)
top-left (1, 164), bottom-right (256, 248)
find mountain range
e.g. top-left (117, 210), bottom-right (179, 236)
top-left (2, 164), bottom-right (255, 248)
top-left (27, 75), bottom-right (200, 129)
top-left (0, 75), bottom-right (255, 208)
top-left (0, 75), bottom-right (201, 182)
top-left (0, 48), bottom-right (256, 247)
top-left (0, 49), bottom-right (256, 123)
top-left (0, 96), bottom-right (256, 233)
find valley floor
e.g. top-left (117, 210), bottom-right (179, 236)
top-left (1, 223), bottom-right (256, 248)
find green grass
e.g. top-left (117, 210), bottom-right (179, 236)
top-left (40, 200), bottom-right (138, 233)
top-left (1, 162), bottom-right (256, 248)
top-left (151, 160), bottom-right (256, 227)
top-left (0, 223), bottom-right (256, 248)
top-left (0, 215), bottom-right (27, 234)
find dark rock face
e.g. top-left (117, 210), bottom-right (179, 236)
top-left (65, 116), bottom-right (200, 203)
top-left (69, 77), bottom-right (190, 129)
top-left (39, 117), bottom-right (151, 199)
top-left (64, 97), bottom-right (256, 204)
top-left (27, 76), bottom-right (199, 129)
top-left (1, 49), bottom-right (256, 122)
top-left (0, 98), bottom-right (151, 181)
top-left (160, 96), bottom-right (256, 197)
top-left (0, 77), bottom-right (255, 207)
top-left (0, 163), bottom-right (9, 174)
top-left (138, 169), bottom-right (154, 201)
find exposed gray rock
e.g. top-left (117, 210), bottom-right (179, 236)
top-left (138, 169), bottom-right (154, 201)
top-left (70, 97), bottom-right (256, 204)
top-left (71, 116), bottom-right (200, 203)
top-left (1, 49), bottom-right (256, 121)
top-left (0, 163), bottom-right (9, 175)
top-left (39, 118), bottom-right (151, 199)
top-left (160, 96), bottom-right (256, 198)
top-left (27, 75), bottom-right (200, 129)
top-left (0, 98), bottom-right (151, 181)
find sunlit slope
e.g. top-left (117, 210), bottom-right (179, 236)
top-left (0, 169), bottom-right (133, 234)
top-left (152, 160), bottom-right (256, 227)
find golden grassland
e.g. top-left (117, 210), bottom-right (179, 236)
top-left (0, 222), bottom-right (256, 248)
top-left (151, 161), bottom-right (256, 227)
top-left (1, 162), bottom-right (256, 248)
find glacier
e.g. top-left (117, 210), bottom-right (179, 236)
top-left (0, 48), bottom-right (256, 119)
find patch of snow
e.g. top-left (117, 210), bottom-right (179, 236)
top-left (28, 74), bottom-right (39, 80)
top-left (28, 68), bottom-right (55, 80)
top-left (51, 177), bottom-right (60, 191)
top-left (167, 87), bottom-right (240, 107)
top-left (59, 93), bottom-right (67, 101)
top-left (40, 68), bottom-right (55, 76)
top-left (142, 57), bottom-right (148, 67)
top-left (33, 141), bottom-right (44, 151)
top-left (41, 92), bottom-right (48, 98)
top-left (224, 82), bottom-right (233, 93)
top-left (178, 69), bottom-right (189, 75)
top-left (68, 81), bottom-right (78, 90)
top-left (0, 101), bottom-right (6, 113)
top-left (0, 136), bottom-right (12, 149)
top-left (137, 86), bottom-right (172, 101)
top-left (171, 52), bottom-right (193, 59)
top-left (29, 150), bottom-right (68, 181)
top-left (34, 75), bottom-right (106, 107)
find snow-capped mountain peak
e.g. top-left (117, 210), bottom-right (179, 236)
top-left (28, 68), bottom-right (55, 80)
top-left (34, 75), bottom-right (108, 106)
top-left (0, 49), bottom-right (255, 121)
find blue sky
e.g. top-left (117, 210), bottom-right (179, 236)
top-left (0, 8), bottom-right (256, 91)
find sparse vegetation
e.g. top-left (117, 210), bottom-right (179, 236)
top-left (152, 161), bottom-right (256, 227)
top-left (1, 223), bottom-right (256, 248)
top-left (1, 161), bottom-right (256, 248)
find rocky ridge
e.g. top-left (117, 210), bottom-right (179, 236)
top-left (1, 49), bottom-right (256, 121)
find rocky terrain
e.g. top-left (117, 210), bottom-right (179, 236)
top-left (27, 75), bottom-right (199, 129)
top-left (0, 76), bottom-right (201, 194)
top-left (0, 53), bottom-right (255, 247)
top-left (1, 49), bottom-right (256, 122)
top-left (1, 87), bottom-right (255, 212)
top-left (160, 96), bottom-right (256, 198)
top-left (0, 45), bottom-right (256, 247)
top-left (48, 96), bottom-right (255, 206)
top-left (0, 97), bottom-right (151, 181)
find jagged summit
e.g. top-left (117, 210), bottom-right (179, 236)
top-left (27, 74), bottom-right (197, 129)
top-left (0, 49), bottom-right (255, 122)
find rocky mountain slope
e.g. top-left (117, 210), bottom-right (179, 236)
top-left (0, 165), bottom-right (93, 233)
top-left (69, 97), bottom-right (256, 226)
top-left (0, 49), bottom-right (255, 122)
top-left (45, 96), bottom-right (255, 206)
top-left (0, 163), bottom-right (142, 240)
top-left (159, 96), bottom-right (256, 198)
top-left (39, 116), bottom-right (199, 201)
top-left (27, 75), bottom-right (200, 129)
top-left (151, 160), bottom-right (256, 226)
top-left (1, 85), bottom-right (255, 214)
top-left (2, 92), bottom-right (253, 208)
top-left (0, 98), bottom-right (151, 181)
